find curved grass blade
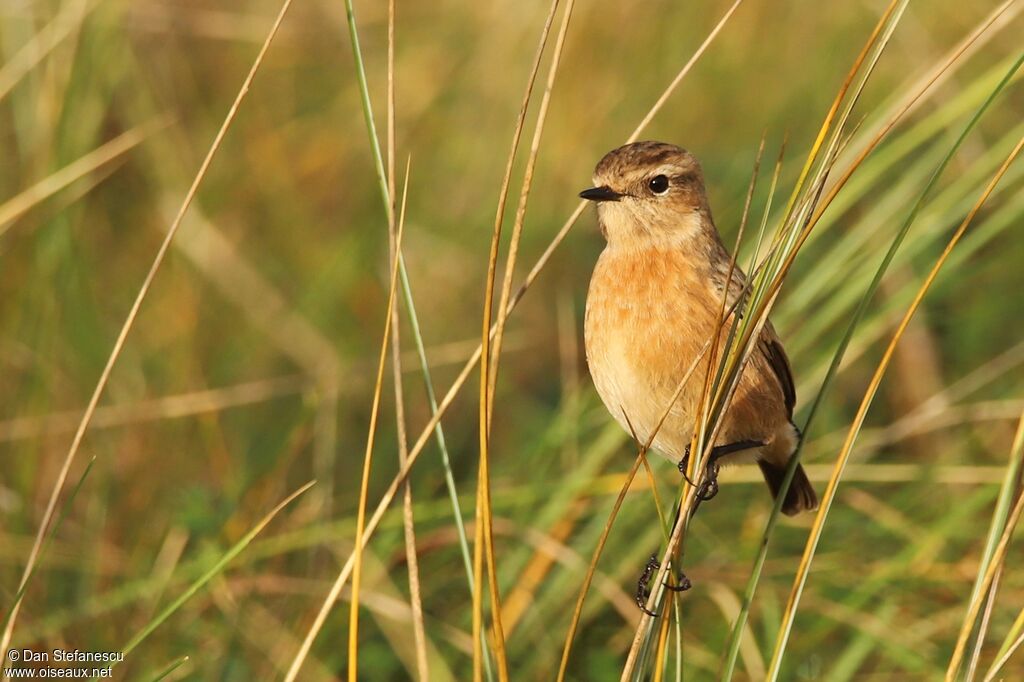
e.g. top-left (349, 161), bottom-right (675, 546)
top-left (347, 165), bottom-right (411, 681)
top-left (116, 481), bottom-right (313, 663)
top-left (961, 406), bottom-right (1024, 677)
top-left (474, 1), bottom-right (566, 677)
top-left (0, 457), bottom-right (96, 650)
top-left (0, 0), bottom-right (296, 661)
top-left (985, 588), bottom-right (1024, 681)
top-left (719, 50), bottom-right (1020, 681)
top-left (146, 655), bottom-right (190, 682)
top-left (765, 73), bottom-right (1024, 679)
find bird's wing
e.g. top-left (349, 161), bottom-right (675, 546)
top-left (710, 255), bottom-right (797, 418)
top-left (760, 331), bottom-right (796, 419)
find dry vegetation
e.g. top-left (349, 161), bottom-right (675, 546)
top-left (2, 0), bottom-right (1024, 680)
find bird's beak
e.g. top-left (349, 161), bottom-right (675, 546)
top-left (579, 186), bottom-right (622, 202)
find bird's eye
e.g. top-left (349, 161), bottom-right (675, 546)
top-left (648, 174), bottom-right (669, 195)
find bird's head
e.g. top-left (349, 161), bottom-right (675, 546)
top-left (580, 141), bottom-right (710, 247)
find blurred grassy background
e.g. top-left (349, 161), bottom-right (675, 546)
top-left (2, 0), bottom-right (1023, 679)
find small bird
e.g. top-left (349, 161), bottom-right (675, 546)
top-left (580, 141), bottom-right (817, 516)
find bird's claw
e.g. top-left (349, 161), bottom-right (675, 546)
top-left (698, 472), bottom-right (720, 501)
top-left (664, 573), bottom-right (692, 592)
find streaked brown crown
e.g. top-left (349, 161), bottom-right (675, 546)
top-left (593, 141), bottom-right (702, 184)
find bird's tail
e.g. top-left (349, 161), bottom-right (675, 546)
top-left (757, 459), bottom-right (818, 516)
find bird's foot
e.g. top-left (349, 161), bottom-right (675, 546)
top-left (682, 439), bottom-right (767, 508)
top-left (697, 462), bottom-right (721, 502)
top-left (635, 553), bottom-right (661, 616)
top-left (635, 553), bottom-right (694, 616)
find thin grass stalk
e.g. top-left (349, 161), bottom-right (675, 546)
top-left (621, 485), bottom-right (701, 680)
top-left (471, 447), bottom-right (505, 682)
top-left (555, 450), bottom-right (646, 682)
top-left (983, 586), bottom-right (1024, 682)
top-left (343, 0), bottom-right (390, 224)
top-left (384, 3), bottom-right (428, 676)
top-left (985, 526), bottom-right (1024, 680)
top-left (641, 456), bottom-right (671, 539)
top-left (947, 492), bottom-right (1024, 680)
top-left (386, 0), bottom-right (396, 205)
top-left (328, 0), bottom-right (387, 517)
top-left (784, 2), bottom-right (1016, 282)
top-left (652, 596), bottom-right (673, 682)
top-left (146, 655), bottom-right (190, 682)
top-left (289, 5), bottom-right (745, 672)
top-left (625, 0), bottom-right (744, 142)
top-left (723, 35), bottom-right (1022, 678)
top-left (486, 0), bottom-right (576, 418)
top-left (966, 565), bottom-right (1002, 681)
top-left (0, 120), bottom-right (164, 235)
top-left (746, 139), bottom-right (786, 292)
top-left (117, 481), bottom-right (313, 662)
top-left (0, 0), bottom-right (295, 662)
top-left (0, 458), bottom-right (95, 651)
top-left (346, 167), bottom-right (411, 682)
top-left (965, 406), bottom-right (1024, 612)
top-left (976, 409), bottom-right (1024, 682)
top-left (339, 0), bottom-right (480, 671)
top-left (672, 586), bottom-right (683, 682)
top-left (958, 406), bottom-right (1024, 681)
top-left (473, 2), bottom-right (565, 677)
top-left (337, 0), bottom-right (485, 665)
top-left (0, 0), bottom-right (98, 103)
top-left (690, 138), bottom-right (766, 480)
top-left (768, 120), bottom-right (1024, 681)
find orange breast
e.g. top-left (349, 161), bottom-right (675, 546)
top-left (584, 245), bottom-right (785, 461)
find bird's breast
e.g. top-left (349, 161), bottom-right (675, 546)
top-left (584, 246), bottom-right (719, 453)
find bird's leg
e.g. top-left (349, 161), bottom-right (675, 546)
top-left (643, 440), bottom-right (768, 615)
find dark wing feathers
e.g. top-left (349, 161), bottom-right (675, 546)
top-left (761, 337), bottom-right (796, 419)
top-left (714, 257), bottom-right (797, 420)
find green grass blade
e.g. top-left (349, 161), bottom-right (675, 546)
top-left (763, 54), bottom-right (1024, 680)
top-left (340, 0), bottom-right (480, 637)
top-left (146, 655), bottom-right (190, 682)
top-left (0, 457), bottom-right (96, 645)
top-left (115, 481), bottom-right (313, 663)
